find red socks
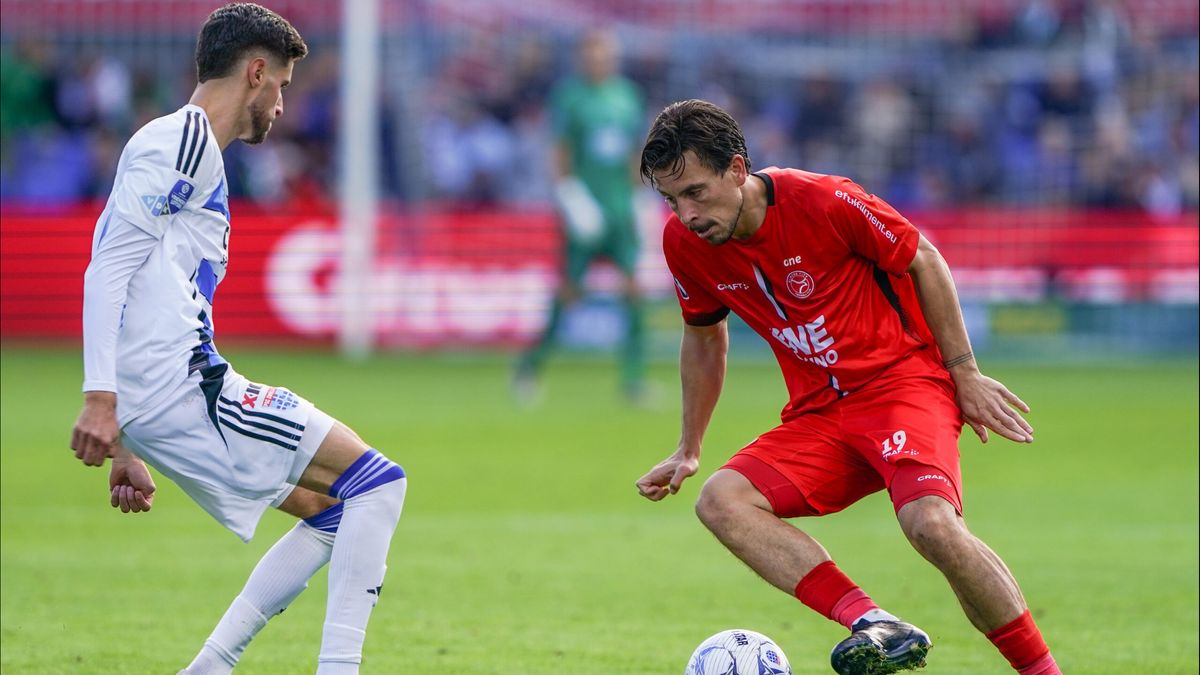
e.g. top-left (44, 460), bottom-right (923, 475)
top-left (793, 561), bottom-right (879, 630)
top-left (986, 609), bottom-right (1060, 674)
top-left (796, 564), bottom-right (1059, 674)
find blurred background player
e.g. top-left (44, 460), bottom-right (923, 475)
top-left (513, 28), bottom-right (649, 404)
top-left (67, 4), bottom-right (406, 673)
top-left (635, 100), bottom-right (1061, 675)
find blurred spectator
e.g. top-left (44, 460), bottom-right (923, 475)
top-left (425, 89), bottom-right (516, 205)
top-left (0, 2), bottom-right (1196, 214)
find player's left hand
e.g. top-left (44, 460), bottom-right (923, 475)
top-left (636, 449), bottom-right (700, 501)
top-left (109, 451), bottom-right (156, 513)
top-left (952, 371), bottom-right (1034, 444)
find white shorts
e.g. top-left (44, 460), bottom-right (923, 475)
top-left (121, 365), bottom-right (335, 542)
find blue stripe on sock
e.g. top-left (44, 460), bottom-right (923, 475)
top-left (303, 501), bottom-right (344, 533)
top-left (329, 449), bottom-right (405, 501)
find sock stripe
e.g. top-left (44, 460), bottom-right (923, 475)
top-left (329, 449), bottom-right (405, 501)
top-left (304, 502), bottom-right (345, 533)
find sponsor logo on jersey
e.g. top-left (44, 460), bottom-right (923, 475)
top-left (771, 314), bottom-right (839, 367)
top-left (140, 180), bottom-right (194, 217)
top-left (243, 383), bottom-right (262, 408)
top-left (834, 189), bottom-right (897, 244)
top-left (917, 473), bottom-right (950, 484)
top-left (717, 282), bottom-right (750, 291)
top-left (785, 270), bottom-right (815, 299)
top-left (261, 387), bottom-right (300, 411)
top-left (141, 194), bottom-right (169, 216)
top-left (782, 255), bottom-right (803, 267)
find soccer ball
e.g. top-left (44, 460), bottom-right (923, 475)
top-left (685, 628), bottom-right (792, 675)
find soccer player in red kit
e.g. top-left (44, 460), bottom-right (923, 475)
top-left (635, 100), bottom-right (1061, 675)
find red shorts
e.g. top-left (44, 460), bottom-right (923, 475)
top-left (723, 376), bottom-right (964, 517)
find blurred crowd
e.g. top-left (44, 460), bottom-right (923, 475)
top-left (2, 0), bottom-right (1197, 214)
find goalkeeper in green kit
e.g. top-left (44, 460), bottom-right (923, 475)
top-left (515, 28), bottom-right (649, 404)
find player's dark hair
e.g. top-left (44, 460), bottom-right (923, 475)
top-left (195, 3), bottom-right (307, 83)
top-left (640, 99), bottom-right (751, 186)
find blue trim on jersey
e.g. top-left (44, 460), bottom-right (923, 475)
top-left (203, 179), bottom-right (230, 221)
top-left (196, 259), bottom-right (218, 305)
top-left (329, 449), bottom-right (405, 500)
top-left (303, 502), bottom-right (344, 533)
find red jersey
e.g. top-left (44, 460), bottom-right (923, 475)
top-left (663, 168), bottom-right (951, 420)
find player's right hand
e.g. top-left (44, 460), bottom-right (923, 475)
top-left (635, 450), bottom-right (700, 501)
top-left (71, 392), bottom-right (120, 467)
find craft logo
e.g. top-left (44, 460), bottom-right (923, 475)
top-left (786, 270), bottom-right (814, 299)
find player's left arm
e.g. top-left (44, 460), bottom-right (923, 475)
top-left (907, 235), bottom-right (1034, 444)
top-left (108, 444), bottom-right (156, 514)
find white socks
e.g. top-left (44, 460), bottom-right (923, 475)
top-left (183, 520), bottom-right (335, 674)
top-left (184, 449), bottom-right (405, 675)
top-left (317, 474), bottom-right (406, 672)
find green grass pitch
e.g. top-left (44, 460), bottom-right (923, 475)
top-left (1, 346), bottom-right (1197, 674)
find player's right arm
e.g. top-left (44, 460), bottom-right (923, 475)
top-left (636, 318), bottom-right (729, 501)
top-left (72, 216), bottom-right (159, 466)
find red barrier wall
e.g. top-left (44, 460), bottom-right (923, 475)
top-left (2, 204), bottom-right (1196, 342)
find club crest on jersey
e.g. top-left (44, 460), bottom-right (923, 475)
top-left (786, 270), bottom-right (815, 299)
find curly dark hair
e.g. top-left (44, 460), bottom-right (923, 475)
top-left (640, 99), bottom-right (751, 186)
top-left (195, 3), bottom-right (308, 83)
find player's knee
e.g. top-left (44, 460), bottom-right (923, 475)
top-left (330, 449), bottom-right (406, 509)
top-left (899, 497), bottom-right (967, 560)
top-left (694, 473), bottom-right (739, 532)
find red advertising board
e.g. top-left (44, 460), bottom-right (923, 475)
top-left (1, 204), bottom-right (1196, 343)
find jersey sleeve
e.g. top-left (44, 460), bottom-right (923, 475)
top-left (81, 216), bottom-right (159, 392)
top-left (821, 177), bottom-right (919, 275)
top-left (663, 228), bottom-right (729, 326)
top-left (111, 129), bottom-right (203, 239)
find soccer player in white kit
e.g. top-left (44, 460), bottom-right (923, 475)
top-left (68, 5), bottom-right (406, 673)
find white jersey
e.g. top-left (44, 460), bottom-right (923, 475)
top-left (82, 104), bottom-right (231, 425)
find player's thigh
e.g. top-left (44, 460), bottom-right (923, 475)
top-left (121, 370), bottom-right (333, 539)
top-left (844, 378), bottom-right (965, 514)
top-left (277, 485), bottom-right (340, 519)
top-left (294, 420), bottom-right (373, 495)
top-left (722, 414), bottom-right (882, 519)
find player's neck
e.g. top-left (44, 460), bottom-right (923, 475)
top-left (188, 82), bottom-right (248, 150)
top-left (731, 173), bottom-right (769, 241)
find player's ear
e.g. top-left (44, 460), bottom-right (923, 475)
top-left (246, 56), bottom-right (268, 88)
top-left (729, 154), bottom-right (748, 183)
